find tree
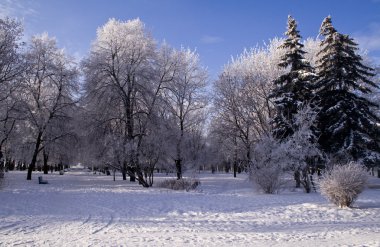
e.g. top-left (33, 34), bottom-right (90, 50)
top-left (82, 19), bottom-right (181, 186)
top-left (314, 16), bottom-right (380, 166)
top-left (82, 18), bottom-right (157, 184)
top-left (271, 16), bottom-right (315, 140)
top-left (251, 105), bottom-right (322, 193)
top-left (0, 17), bottom-right (24, 177)
top-left (18, 33), bottom-right (78, 180)
top-left (162, 47), bottom-right (208, 180)
top-left (212, 39), bottom-right (285, 176)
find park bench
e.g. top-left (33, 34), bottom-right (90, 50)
top-left (38, 176), bottom-right (48, 184)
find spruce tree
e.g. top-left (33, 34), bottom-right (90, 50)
top-left (271, 16), bottom-right (315, 139)
top-left (315, 16), bottom-right (380, 166)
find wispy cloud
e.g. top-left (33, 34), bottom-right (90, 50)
top-left (0, 0), bottom-right (38, 19)
top-left (201, 35), bottom-right (223, 44)
top-left (354, 22), bottom-right (380, 52)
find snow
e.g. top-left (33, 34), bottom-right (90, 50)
top-left (1, 170), bottom-right (380, 246)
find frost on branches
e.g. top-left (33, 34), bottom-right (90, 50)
top-left (319, 163), bottom-right (368, 208)
top-left (250, 106), bottom-right (322, 194)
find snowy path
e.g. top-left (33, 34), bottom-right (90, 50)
top-left (1, 171), bottom-right (380, 246)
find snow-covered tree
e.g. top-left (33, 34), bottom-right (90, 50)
top-left (82, 18), bottom-right (157, 185)
top-left (81, 19), bottom-right (200, 186)
top-left (314, 16), bottom-right (380, 167)
top-left (162, 47), bottom-right (208, 179)
top-left (18, 33), bottom-right (78, 180)
top-left (251, 105), bottom-right (322, 193)
top-left (212, 38), bottom-right (285, 176)
top-left (0, 17), bottom-right (24, 178)
top-left (271, 16), bottom-right (315, 140)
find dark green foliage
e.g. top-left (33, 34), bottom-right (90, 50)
top-left (314, 16), bottom-right (380, 167)
top-left (271, 16), bottom-right (316, 139)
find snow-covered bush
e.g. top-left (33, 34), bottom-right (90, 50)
top-left (250, 165), bottom-right (284, 194)
top-left (319, 163), bottom-right (368, 208)
top-left (157, 178), bottom-right (200, 191)
top-left (250, 135), bottom-right (286, 194)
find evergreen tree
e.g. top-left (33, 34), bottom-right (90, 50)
top-left (271, 16), bottom-right (315, 139)
top-left (315, 16), bottom-right (380, 166)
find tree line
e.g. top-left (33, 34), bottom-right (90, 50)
top-left (0, 15), bottom-right (378, 187)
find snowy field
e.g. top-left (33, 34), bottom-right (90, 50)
top-left (1, 170), bottom-right (380, 247)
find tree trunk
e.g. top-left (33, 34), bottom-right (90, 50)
top-left (43, 149), bottom-right (49, 175)
top-left (27, 132), bottom-right (42, 180)
top-left (294, 170), bottom-right (301, 188)
top-left (121, 161), bottom-right (127, 180)
top-left (149, 168), bottom-right (154, 186)
top-left (233, 135), bottom-right (238, 178)
top-left (301, 168), bottom-right (311, 193)
top-left (233, 161), bottom-right (237, 178)
top-left (129, 167), bottom-right (136, 182)
top-left (175, 159), bottom-right (182, 180)
top-left (135, 169), bottom-right (149, 187)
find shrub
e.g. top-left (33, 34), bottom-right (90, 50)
top-left (157, 178), bottom-right (200, 191)
top-left (250, 166), bottom-right (284, 194)
top-left (319, 163), bottom-right (368, 208)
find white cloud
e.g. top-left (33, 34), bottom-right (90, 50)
top-left (354, 22), bottom-right (380, 52)
top-left (0, 0), bottom-right (38, 19)
top-left (201, 35), bottom-right (223, 44)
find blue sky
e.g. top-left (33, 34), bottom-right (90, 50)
top-left (1, 0), bottom-right (380, 78)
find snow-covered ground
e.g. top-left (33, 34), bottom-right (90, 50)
top-left (1, 170), bottom-right (380, 246)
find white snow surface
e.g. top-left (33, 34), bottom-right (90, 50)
top-left (1, 170), bottom-right (380, 246)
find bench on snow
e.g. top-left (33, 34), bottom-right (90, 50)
top-left (38, 176), bottom-right (48, 184)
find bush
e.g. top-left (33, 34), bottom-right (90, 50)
top-left (157, 178), bottom-right (200, 191)
top-left (250, 166), bottom-right (285, 194)
top-left (319, 163), bottom-right (368, 208)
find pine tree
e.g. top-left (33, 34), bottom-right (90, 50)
top-left (271, 16), bottom-right (315, 140)
top-left (315, 16), bottom-right (380, 166)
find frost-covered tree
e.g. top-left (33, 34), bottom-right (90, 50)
top-left (18, 33), bottom-right (78, 180)
top-left (212, 39), bottom-right (285, 176)
top-left (82, 19), bottom-right (157, 185)
top-left (82, 19), bottom-right (190, 186)
top-left (271, 16), bottom-right (315, 139)
top-left (0, 17), bottom-right (24, 177)
top-left (314, 16), bottom-right (380, 167)
top-left (281, 105), bottom-right (323, 192)
top-left (162, 47), bottom-right (208, 180)
top-left (251, 105), bottom-right (322, 193)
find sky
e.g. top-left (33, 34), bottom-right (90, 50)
top-left (1, 0), bottom-right (380, 79)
